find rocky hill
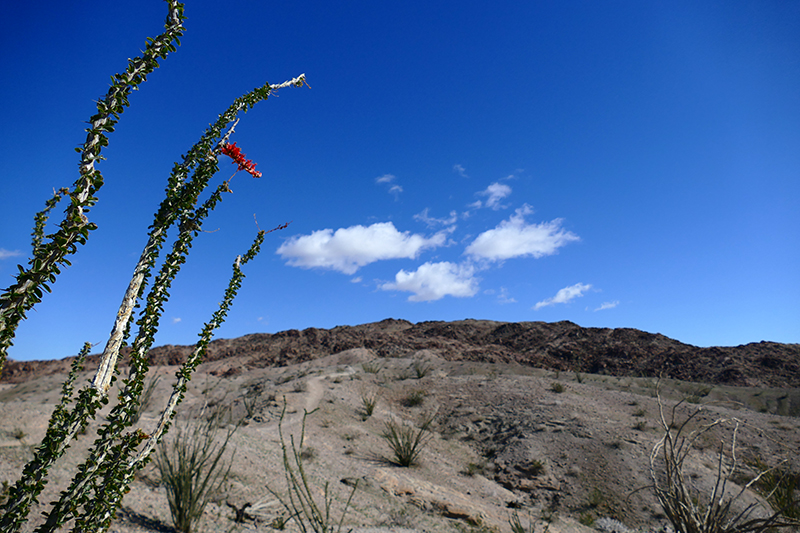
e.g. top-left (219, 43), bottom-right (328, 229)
top-left (4, 319), bottom-right (799, 388)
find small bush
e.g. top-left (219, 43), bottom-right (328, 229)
top-left (412, 360), bottom-right (432, 379)
top-left (633, 420), bottom-right (647, 432)
top-left (461, 461), bottom-right (489, 477)
top-left (579, 512), bottom-right (596, 527)
top-left (299, 447), bottom-right (316, 462)
top-left (633, 408), bottom-right (648, 417)
top-left (361, 361), bottom-right (382, 374)
top-left (359, 390), bottom-right (379, 420)
top-left (381, 415), bottom-right (434, 467)
top-left (586, 487), bottom-right (604, 508)
top-left (155, 409), bottom-right (237, 533)
top-left (509, 510), bottom-right (535, 533)
top-left (526, 459), bottom-right (545, 477)
top-left (550, 382), bottom-right (565, 394)
top-left (12, 428), bottom-right (26, 440)
top-left (402, 390), bottom-right (426, 407)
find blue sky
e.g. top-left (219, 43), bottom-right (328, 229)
top-left (1, 1), bottom-right (798, 361)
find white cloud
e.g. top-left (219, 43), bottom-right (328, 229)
top-left (465, 205), bottom-right (579, 261)
top-left (497, 287), bottom-right (517, 304)
top-left (0, 248), bottom-right (23, 260)
top-left (595, 300), bottom-right (619, 311)
top-left (350, 277), bottom-right (363, 283)
top-left (534, 283), bottom-right (592, 310)
top-left (172, 317), bottom-right (182, 324)
top-left (277, 222), bottom-right (446, 275)
top-left (453, 164), bottom-right (469, 178)
top-left (375, 174), bottom-right (403, 199)
top-left (475, 182), bottom-right (512, 210)
top-left (380, 261), bottom-right (478, 302)
top-left (414, 208), bottom-right (458, 228)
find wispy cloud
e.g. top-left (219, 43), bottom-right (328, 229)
top-left (277, 222), bottom-right (446, 275)
top-left (453, 164), bottom-right (469, 178)
top-left (534, 283), bottom-right (592, 310)
top-left (380, 261), bottom-right (478, 302)
top-left (413, 208), bottom-right (458, 229)
top-left (595, 300), bottom-right (619, 311)
top-left (172, 317), bottom-right (182, 324)
top-left (0, 248), bottom-right (23, 260)
top-left (465, 204), bottom-right (579, 261)
top-left (375, 174), bottom-right (403, 199)
top-left (473, 182), bottom-right (512, 210)
top-left (495, 287), bottom-right (517, 304)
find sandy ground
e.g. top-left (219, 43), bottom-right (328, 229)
top-left (1, 348), bottom-right (798, 533)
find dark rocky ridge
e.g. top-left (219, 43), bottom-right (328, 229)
top-left (3, 319), bottom-right (798, 388)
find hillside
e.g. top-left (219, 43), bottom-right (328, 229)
top-left (4, 319), bottom-right (799, 388)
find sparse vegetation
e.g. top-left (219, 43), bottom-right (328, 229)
top-left (267, 405), bottom-right (357, 533)
top-left (402, 389), bottom-right (426, 407)
top-left (650, 392), bottom-right (800, 533)
top-left (509, 510), bottom-right (536, 533)
top-left (359, 390), bottom-right (379, 420)
top-left (461, 461), bottom-right (489, 477)
top-left (412, 359), bottom-right (433, 379)
top-left (11, 428), bottom-right (25, 441)
top-left (155, 408), bottom-right (237, 533)
top-left (300, 447), bottom-right (316, 462)
top-left (550, 382), bottom-right (565, 393)
top-left (361, 360), bottom-right (382, 374)
top-left (381, 415), bottom-right (434, 467)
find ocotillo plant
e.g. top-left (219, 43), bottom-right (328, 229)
top-left (0, 2), bottom-right (306, 532)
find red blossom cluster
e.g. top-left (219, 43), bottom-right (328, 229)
top-left (220, 142), bottom-right (262, 178)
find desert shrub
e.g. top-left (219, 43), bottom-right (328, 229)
top-left (461, 461), bottom-right (489, 477)
top-left (361, 361), bottom-right (382, 374)
top-left (649, 391), bottom-right (800, 533)
top-left (412, 360), bottom-right (432, 379)
top-left (0, 3), bottom-right (307, 531)
top-left (155, 408), bottom-right (237, 533)
top-left (550, 382), bottom-right (565, 393)
top-left (508, 510), bottom-right (535, 533)
top-left (402, 390), bottom-right (426, 407)
top-left (300, 447), bottom-right (317, 462)
top-left (359, 390), bottom-right (379, 420)
top-left (381, 414), bottom-right (434, 467)
top-left (748, 461), bottom-right (800, 521)
top-left (267, 405), bottom-right (357, 533)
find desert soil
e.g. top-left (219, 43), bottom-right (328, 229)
top-left (1, 347), bottom-right (798, 533)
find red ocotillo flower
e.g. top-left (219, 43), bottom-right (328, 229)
top-left (220, 142), bottom-right (262, 178)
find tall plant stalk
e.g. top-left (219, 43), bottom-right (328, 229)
top-left (0, 2), bottom-right (307, 532)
